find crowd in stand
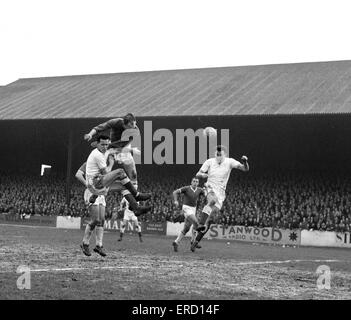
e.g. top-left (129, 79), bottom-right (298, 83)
top-left (0, 174), bottom-right (88, 218)
top-left (1, 169), bottom-right (351, 232)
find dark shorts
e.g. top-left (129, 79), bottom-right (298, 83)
top-left (198, 210), bottom-right (219, 225)
top-left (198, 211), bottom-right (209, 225)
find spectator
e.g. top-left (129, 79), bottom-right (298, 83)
top-left (1, 169), bottom-right (351, 232)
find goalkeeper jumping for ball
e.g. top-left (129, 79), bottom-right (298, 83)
top-left (190, 145), bottom-right (249, 252)
top-left (84, 113), bottom-right (152, 215)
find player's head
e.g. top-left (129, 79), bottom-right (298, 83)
top-left (214, 145), bottom-right (227, 164)
top-left (123, 113), bottom-right (137, 129)
top-left (96, 135), bottom-right (110, 153)
top-left (191, 177), bottom-right (199, 188)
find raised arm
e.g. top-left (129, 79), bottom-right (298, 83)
top-left (231, 156), bottom-right (249, 172)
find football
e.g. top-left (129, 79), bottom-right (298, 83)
top-left (203, 126), bottom-right (217, 137)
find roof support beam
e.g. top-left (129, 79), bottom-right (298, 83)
top-left (65, 129), bottom-right (73, 207)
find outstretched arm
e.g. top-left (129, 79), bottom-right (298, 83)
top-left (84, 129), bottom-right (97, 142)
top-left (84, 118), bottom-right (121, 141)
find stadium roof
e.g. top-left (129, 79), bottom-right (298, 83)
top-left (1, 60), bottom-right (351, 120)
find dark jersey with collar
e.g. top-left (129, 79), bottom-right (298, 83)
top-left (93, 118), bottom-right (140, 148)
top-left (179, 186), bottom-right (205, 207)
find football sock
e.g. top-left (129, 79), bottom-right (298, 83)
top-left (122, 181), bottom-right (138, 197)
top-left (175, 231), bottom-right (185, 244)
top-left (191, 228), bottom-right (197, 242)
top-left (83, 224), bottom-right (93, 245)
top-left (124, 194), bottom-right (138, 211)
top-left (135, 224), bottom-right (141, 233)
top-left (96, 227), bottom-right (104, 247)
top-left (195, 231), bottom-right (205, 243)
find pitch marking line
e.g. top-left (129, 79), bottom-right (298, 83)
top-left (0, 224), bottom-right (57, 229)
top-left (236, 259), bottom-right (343, 266)
top-left (30, 266), bottom-right (151, 272)
top-left (5, 259), bottom-right (342, 274)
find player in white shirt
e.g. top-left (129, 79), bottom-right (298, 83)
top-left (75, 161), bottom-right (107, 257)
top-left (85, 135), bottom-right (152, 215)
top-left (117, 196), bottom-right (143, 243)
top-left (190, 145), bottom-right (249, 252)
top-left (82, 135), bottom-right (150, 257)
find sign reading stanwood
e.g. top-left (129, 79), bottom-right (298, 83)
top-left (207, 225), bottom-right (301, 245)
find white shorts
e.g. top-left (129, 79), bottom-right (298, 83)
top-left (123, 209), bottom-right (138, 223)
top-left (84, 188), bottom-right (106, 206)
top-left (205, 184), bottom-right (225, 210)
top-left (182, 204), bottom-right (196, 218)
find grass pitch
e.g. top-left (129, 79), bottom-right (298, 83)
top-left (0, 224), bottom-right (350, 300)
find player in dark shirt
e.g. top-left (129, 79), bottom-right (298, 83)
top-left (84, 113), bottom-right (140, 181)
top-left (84, 114), bottom-right (138, 148)
top-left (172, 177), bottom-right (206, 252)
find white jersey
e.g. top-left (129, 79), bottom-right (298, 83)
top-left (200, 157), bottom-right (241, 193)
top-left (86, 148), bottom-right (108, 178)
top-left (121, 198), bottom-right (138, 222)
